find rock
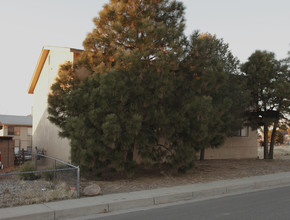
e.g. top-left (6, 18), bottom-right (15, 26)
top-left (83, 184), bottom-right (101, 196)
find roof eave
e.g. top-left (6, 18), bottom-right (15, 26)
top-left (28, 47), bottom-right (50, 94)
top-left (1, 123), bottom-right (32, 127)
top-left (27, 46), bottom-right (83, 94)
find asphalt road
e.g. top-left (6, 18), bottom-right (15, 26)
top-left (93, 186), bottom-right (290, 220)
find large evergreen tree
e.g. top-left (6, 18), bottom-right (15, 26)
top-left (48, 0), bottom-right (248, 175)
top-left (81, 0), bottom-right (186, 73)
top-left (182, 31), bottom-right (247, 160)
top-left (241, 50), bottom-right (290, 159)
top-left (48, 0), bottom-right (198, 175)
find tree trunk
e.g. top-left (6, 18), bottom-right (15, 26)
top-left (200, 148), bottom-right (205, 161)
top-left (126, 148), bottom-right (134, 162)
top-left (269, 121), bottom-right (278, 159)
top-left (263, 125), bottom-right (269, 159)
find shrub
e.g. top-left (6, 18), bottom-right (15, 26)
top-left (43, 171), bottom-right (54, 181)
top-left (19, 162), bottom-right (37, 180)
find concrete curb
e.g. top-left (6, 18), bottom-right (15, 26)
top-left (1, 172), bottom-right (290, 220)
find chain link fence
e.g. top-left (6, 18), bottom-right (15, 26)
top-left (0, 152), bottom-right (80, 208)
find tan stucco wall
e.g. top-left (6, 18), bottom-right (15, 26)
top-left (133, 129), bottom-right (258, 163)
top-left (204, 129), bottom-right (258, 159)
top-left (32, 50), bottom-right (74, 162)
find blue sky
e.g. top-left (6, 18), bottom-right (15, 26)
top-left (0, 0), bottom-right (289, 115)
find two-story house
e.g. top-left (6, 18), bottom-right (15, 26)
top-left (0, 114), bottom-right (32, 154)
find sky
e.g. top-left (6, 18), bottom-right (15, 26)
top-left (0, 0), bottom-right (289, 116)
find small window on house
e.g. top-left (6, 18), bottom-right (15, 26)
top-left (27, 127), bottom-right (32, 136)
top-left (235, 126), bottom-right (249, 137)
top-left (8, 126), bottom-right (14, 135)
top-left (8, 126), bottom-right (20, 136)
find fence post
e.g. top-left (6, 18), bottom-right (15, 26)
top-left (0, 151), bottom-right (2, 169)
top-left (35, 153), bottom-right (37, 170)
top-left (21, 149), bottom-right (25, 164)
top-left (77, 166), bottom-right (80, 198)
top-left (53, 160), bottom-right (56, 180)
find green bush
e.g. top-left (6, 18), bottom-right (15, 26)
top-left (19, 162), bottom-right (37, 180)
top-left (42, 164), bottom-right (67, 181)
top-left (43, 170), bottom-right (54, 181)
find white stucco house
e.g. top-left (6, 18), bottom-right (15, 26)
top-left (28, 46), bottom-right (82, 162)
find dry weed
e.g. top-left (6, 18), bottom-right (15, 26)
top-left (2, 181), bottom-right (76, 208)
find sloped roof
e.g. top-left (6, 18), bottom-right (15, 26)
top-left (28, 46), bottom-right (83, 94)
top-left (0, 114), bottom-right (32, 126)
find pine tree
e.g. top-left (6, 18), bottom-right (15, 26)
top-left (48, 0), bottom-right (249, 175)
top-left (241, 51), bottom-right (290, 159)
top-left (48, 0), bottom-right (196, 175)
top-left (182, 31), bottom-right (247, 160)
top-left (81, 0), bottom-right (186, 73)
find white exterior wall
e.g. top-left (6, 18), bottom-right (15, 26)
top-left (32, 50), bottom-right (73, 162)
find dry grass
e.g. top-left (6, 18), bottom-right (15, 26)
top-left (1, 180), bottom-right (76, 208)
top-left (1, 160), bottom-right (78, 208)
top-left (18, 182), bottom-right (76, 205)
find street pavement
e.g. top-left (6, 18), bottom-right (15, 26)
top-left (1, 172), bottom-right (290, 220)
top-left (90, 185), bottom-right (290, 220)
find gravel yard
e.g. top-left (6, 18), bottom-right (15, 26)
top-left (0, 174), bottom-right (76, 208)
top-left (1, 144), bottom-right (290, 208)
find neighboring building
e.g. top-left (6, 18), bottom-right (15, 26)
top-left (205, 127), bottom-right (258, 159)
top-left (0, 137), bottom-right (15, 168)
top-left (28, 46), bottom-right (258, 162)
top-left (28, 46), bottom-right (82, 162)
top-left (0, 114), bottom-right (32, 155)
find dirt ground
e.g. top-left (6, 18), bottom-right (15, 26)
top-left (81, 145), bottom-right (290, 196)
top-left (1, 145), bottom-right (290, 208)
